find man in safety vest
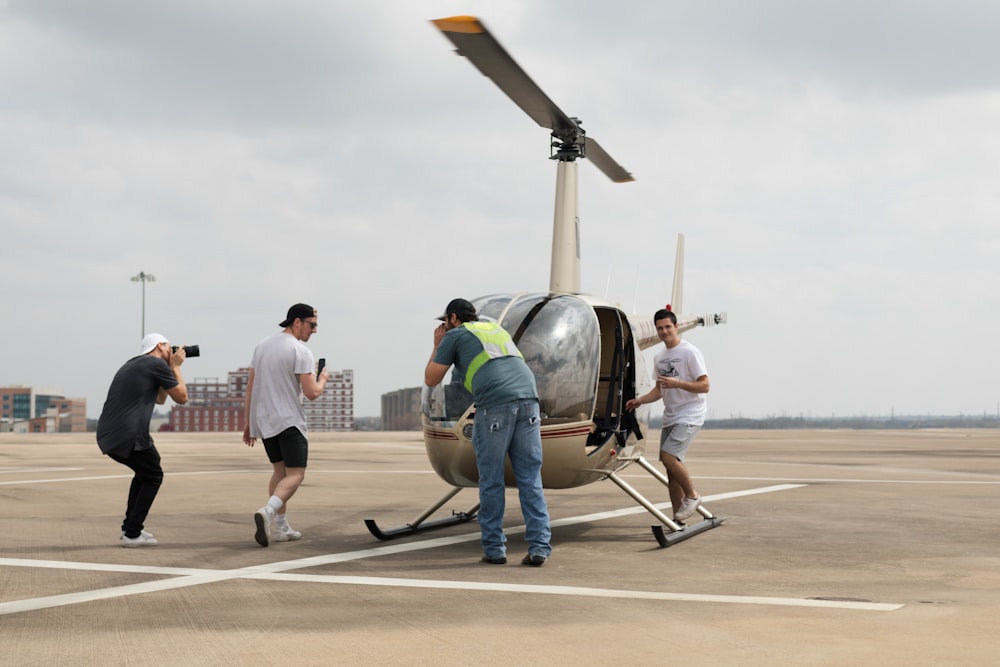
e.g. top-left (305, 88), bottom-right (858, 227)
top-left (425, 298), bottom-right (552, 566)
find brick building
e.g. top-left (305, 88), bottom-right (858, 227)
top-left (0, 386), bottom-right (87, 433)
top-left (169, 368), bottom-right (354, 432)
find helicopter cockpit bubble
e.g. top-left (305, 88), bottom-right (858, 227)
top-left (423, 292), bottom-right (601, 423)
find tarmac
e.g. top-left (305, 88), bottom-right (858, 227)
top-left (1, 428), bottom-right (998, 666)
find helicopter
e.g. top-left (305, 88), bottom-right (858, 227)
top-left (365, 16), bottom-right (727, 547)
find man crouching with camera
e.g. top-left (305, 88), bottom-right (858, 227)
top-left (97, 333), bottom-right (188, 547)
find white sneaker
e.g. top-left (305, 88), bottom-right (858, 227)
top-left (273, 523), bottom-right (303, 542)
top-left (674, 496), bottom-right (702, 521)
top-left (254, 506), bottom-right (277, 547)
top-left (121, 533), bottom-right (159, 548)
top-left (120, 530), bottom-right (154, 540)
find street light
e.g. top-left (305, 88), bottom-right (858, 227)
top-left (130, 271), bottom-right (156, 337)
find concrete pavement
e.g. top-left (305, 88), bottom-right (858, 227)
top-left (1, 428), bottom-right (998, 665)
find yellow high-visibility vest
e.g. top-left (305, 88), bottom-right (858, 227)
top-left (462, 321), bottom-right (523, 393)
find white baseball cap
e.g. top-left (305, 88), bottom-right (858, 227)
top-left (140, 333), bottom-right (168, 355)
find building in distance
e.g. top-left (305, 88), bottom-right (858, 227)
top-left (381, 386), bottom-right (422, 431)
top-left (0, 386), bottom-right (87, 433)
top-left (168, 368), bottom-right (354, 432)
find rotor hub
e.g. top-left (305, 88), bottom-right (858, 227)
top-left (550, 118), bottom-right (586, 161)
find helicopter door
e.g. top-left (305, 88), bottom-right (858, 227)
top-left (588, 307), bottom-right (637, 450)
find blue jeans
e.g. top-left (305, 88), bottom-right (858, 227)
top-left (472, 399), bottom-right (552, 559)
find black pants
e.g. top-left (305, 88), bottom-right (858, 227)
top-left (108, 445), bottom-right (164, 538)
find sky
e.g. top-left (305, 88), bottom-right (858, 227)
top-left (2, 1), bottom-right (999, 421)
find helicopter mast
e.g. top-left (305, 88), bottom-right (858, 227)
top-left (550, 160), bottom-right (579, 293)
top-left (431, 15), bottom-right (633, 295)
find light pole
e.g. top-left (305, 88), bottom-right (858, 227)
top-left (130, 271), bottom-right (156, 337)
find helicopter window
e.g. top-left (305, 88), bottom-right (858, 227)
top-left (423, 294), bottom-right (601, 423)
top-left (423, 378), bottom-right (474, 422)
top-left (486, 294), bottom-right (600, 420)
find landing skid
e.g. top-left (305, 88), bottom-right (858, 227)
top-left (651, 513), bottom-right (726, 547)
top-left (606, 455), bottom-right (725, 548)
top-left (365, 486), bottom-right (480, 541)
top-left (365, 456), bottom-right (723, 547)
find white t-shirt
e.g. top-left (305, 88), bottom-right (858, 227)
top-left (248, 332), bottom-right (315, 439)
top-left (653, 339), bottom-right (708, 427)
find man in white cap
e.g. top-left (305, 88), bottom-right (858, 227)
top-left (97, 333), bottom-right (188, 547)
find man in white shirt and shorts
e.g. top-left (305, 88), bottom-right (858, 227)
top-left (626, 308), bottom-right (710, 522)
top-left (242, 303), bottom-right (329, 546)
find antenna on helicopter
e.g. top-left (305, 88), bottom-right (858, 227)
top-left (632, 271), bottom-right (641, 314)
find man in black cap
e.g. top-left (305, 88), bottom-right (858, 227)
top-left (425, 298), bottom-right (552, 566)
top-left (242, 303), bottom-right (328, 546)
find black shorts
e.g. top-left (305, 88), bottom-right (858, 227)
top-left (262, 427), bottom-right (309, 468)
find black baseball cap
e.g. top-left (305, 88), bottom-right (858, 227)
top-left (437, 298), bottom-right (478, 322)
top-left (279, 303), bottom-right (316, 327)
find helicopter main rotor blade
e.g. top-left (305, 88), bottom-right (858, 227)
top-left (432, 15), bottom-right (634, 183)
top-left (432, 16), bottom-right (576, 135)
top-left (584, 137), bottom-right (634, 184)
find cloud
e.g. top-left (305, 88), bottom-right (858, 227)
top-left (2, 1), bottom-right (999, 422)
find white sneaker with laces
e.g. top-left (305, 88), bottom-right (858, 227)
top-left (121, 533), bottom-right (159, 548)
top-left (674, 496), bottom-right (702, 521)
top-left (120, 530), bottom-right (154, 540)
top-left (273, 523), bottom-right (303, 542)
top-left (254, 506), bottom-right (277, 547)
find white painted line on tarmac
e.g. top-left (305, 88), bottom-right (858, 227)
top-left (0, 571), bottom-right (244, 615)
top-left (0, 564), bottom-right (901, 615)
top-left (548, 484), bottom-right (806, 529)
top-left (255, 573), bottom-right (903, 611)
top-left (0, 557), bottom-right (212, 577)
top-left (9, 466), bottom-right (996, 487)
top-left (0, 555), bottom-right (900, 616)
top-left (0, 483), bottom-right (891, 617)
top-left (0, 474), bottom-right (138, 486)
top-left (190, 484), bottom-right (809, 574)
top-left (700, 476), bottom-right (1000, 485)
top-left (0, 469), bottom-right (265, 486)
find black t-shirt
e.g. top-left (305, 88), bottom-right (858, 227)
top-left (96, 355), bottom-right (178, 457)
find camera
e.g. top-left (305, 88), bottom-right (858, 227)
top-left (171, 345), bottom-right (201, 358)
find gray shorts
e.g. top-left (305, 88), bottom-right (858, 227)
top-left (659, 423), bottom-right (701, 462)
top-left (262, 427), bottom-right (309, 468)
